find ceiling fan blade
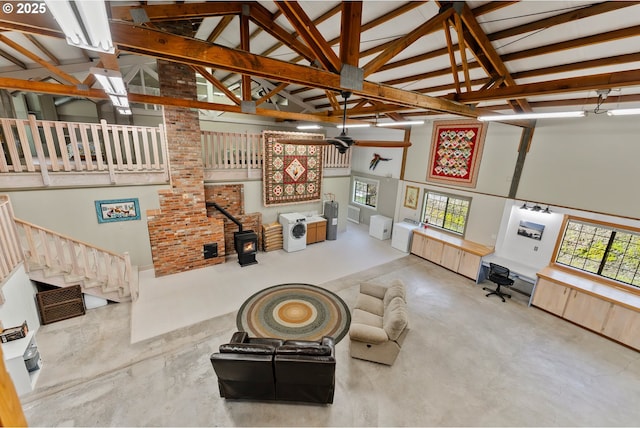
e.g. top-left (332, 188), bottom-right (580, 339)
top-left (352, 140), bottom-right (412, 148)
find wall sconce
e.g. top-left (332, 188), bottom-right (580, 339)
top-left (45, 0), bottom-right (114, 53)
top-left (520, 202), bottom-right (551, 213)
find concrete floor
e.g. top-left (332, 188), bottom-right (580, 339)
top-left (20, 225), bottom-right (640, 426)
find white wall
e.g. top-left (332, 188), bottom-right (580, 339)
top-left (0, 265), bottom-right (39, 333)
top-left (5, 186), bottom-right (165, 268)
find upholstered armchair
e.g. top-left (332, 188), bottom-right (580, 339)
top-left (349, 279), bottom-right (409, 365)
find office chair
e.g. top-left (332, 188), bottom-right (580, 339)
top-left (482, 263), bottom-right (514, 302)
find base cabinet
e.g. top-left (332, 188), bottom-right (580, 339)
top-left (531, 278), bottom-right (571, 316)
top-left (410, 230), bottom-right (492, 281)
top-left (602, 304), bottom-right (640, 350)
top-left (306, 220), bottom-right (326, 244)
top-left (563, 289), bottom-right (612, 332)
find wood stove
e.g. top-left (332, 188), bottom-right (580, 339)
top-left (234, 230), bottom-right (258, 267)
top-left (206, 201), bottom-right (258, 267)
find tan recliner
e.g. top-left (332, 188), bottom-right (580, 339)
top-left (349, 279), bottom-right (409, 365)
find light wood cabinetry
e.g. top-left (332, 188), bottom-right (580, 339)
top-left (533, 266), bottom-right (640, 351)
top-left (563, 289), bottom-right (612, 332)
top-left (531, 278), bottom-right (571, 316)
top-left (410, 229), bottom-right (492, 281)
top-left (602, 304), bottom-right (640, 350)
top-left (306, 219), bottom-right (326, 244)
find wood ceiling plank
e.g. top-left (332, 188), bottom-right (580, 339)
top-left (340, 1), bottom-right (362, 66)
top-left (110, 3), bottom-right (244, 21)
top-left (363, 7), bottom-right (454, 77)
top-left (192, 66), bottom-right (241, 105)
top-left (276, 1), bottom-right (342, 73)
top-left (0, 34), bottom-right (79, 85)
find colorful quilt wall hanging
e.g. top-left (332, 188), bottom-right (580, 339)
top-left (427, 120), bottom-right (487, 188)
top-left (262, 131), bottom-right (324, 207)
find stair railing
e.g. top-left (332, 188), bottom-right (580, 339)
top-left (0, 195), bottom-right (23, 302)
top-left (13, 218), bottom-right (136, 301)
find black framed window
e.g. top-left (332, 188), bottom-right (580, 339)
top-left (420, 191), bottom-right (470, 235)
top-left (352, 177), bottom-right (378, 208)
top-left (556, 219), bottom-right (640, 288)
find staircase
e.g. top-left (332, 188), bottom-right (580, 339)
top-left (14, 219), bottom-right (137, 303)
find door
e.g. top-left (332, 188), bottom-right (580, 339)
top-left (562, 289), bottom-right (612, 332)
top-left (440, 244), bottom-right (461, 271)
top-left (602, 304), bottom-right (640, 350)
top-left (410, 232), bottom-right (425, 257)
top-left (424, 238), bottom-right (444, 264)
top-left (457, 251), bottom-right (481, 280)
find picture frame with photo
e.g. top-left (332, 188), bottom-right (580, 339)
top-left (403, 185), bottom-right (419, 210)
top-left (95, 198), bottom-right (140, 223)
top-left (517, 220), bottom-right (545, 241)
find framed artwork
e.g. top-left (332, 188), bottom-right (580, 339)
top-left (427, 120), bottom-right (487, 188)
top-left (95, 198), bottom-right (140, 223)
top-left (262, 130), bottom-right (325, 206)
top-left (517, 220), bottom-right (545, 241)
top-left (403, 185), bottom-right (419, 210)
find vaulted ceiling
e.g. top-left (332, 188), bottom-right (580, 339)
top-left (1, 1), bottom-right (639, 127)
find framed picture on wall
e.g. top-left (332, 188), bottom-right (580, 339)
top-left (403, 185), bottom-right (419, 210)
top-left (95, 198), bottom-right (141, 223)
top-left (517, 220), bottom-right (545, 241)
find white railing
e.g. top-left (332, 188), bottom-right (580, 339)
top-left (0, 115), bottom-right (168, 186)
top-left (201, 130), bottom-right (351, 170)
top-left (15, 218), bottom-right (135, 302)
top-left (0, 195), bottom-right (23, 294)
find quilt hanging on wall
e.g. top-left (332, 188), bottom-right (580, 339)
top-left (263, 131), bottom-right (324, 207)
top-left (427, 120), bottom-right (487, 188)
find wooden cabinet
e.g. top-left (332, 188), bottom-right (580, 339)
top-left (531, 278), bottom-right (571, 316)
top-left (306, 219), bottom-right (326, 244)
top-left (601, 304), bottom-right (640, 350)
top-left (563, 289), bottom-right (612, 332)
top-left (458, 252), bottom-right (482, 280)
top-left (440, 244), bottom-right (461, 271)
top-left (410, 229), bottom-right (492, 281)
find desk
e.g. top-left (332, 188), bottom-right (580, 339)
top-left (480, 255), bottom-right (541, 302)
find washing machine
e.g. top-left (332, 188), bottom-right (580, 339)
top-left (279, 213), bottom-right (307, 252)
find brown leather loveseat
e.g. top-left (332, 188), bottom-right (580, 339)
top-left (210, 331), bottom-right (336, 404)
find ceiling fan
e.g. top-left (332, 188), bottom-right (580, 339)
top-left (280, 91), bottom-right (412, 154)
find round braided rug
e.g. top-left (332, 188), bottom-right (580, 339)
top-left (236, 283), bottom-right (351, 343)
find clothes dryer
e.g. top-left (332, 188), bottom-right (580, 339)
top-left (279, 213), bottom-right (307, 252)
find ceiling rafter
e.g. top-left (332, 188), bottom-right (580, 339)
top-left (24, 34), bottom-right (59, 65)
top-left (110, 2), bottom-right (244, 21)
top-left (339, 1), bottom-right (362, 66)
top-left (0, 48), bottom-right (26, 69)
top-left (0, 33), bottom-right (79, 85)
top-left (442, 19), bottom-right (461, 94)
top-left (240, 11), bottom-right (251, 102)
top-left (363, 7), bottom-right (454, 78)
top-left (192, 66), bottom-right (241, 106)
top-left (207, 15), bottom-right (234, 43)
top-left (275, 1), bottom-right (342, 73)
top-left (255, 82), bottom-right (288, 106)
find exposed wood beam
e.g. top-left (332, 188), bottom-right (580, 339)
top-left (363, 7), bottom-right (454, 77)
top-left (106, 21), bottom-right (477, 117)
top-left (110, 3), bottom-right (244, 21)
top-left (275, 1), bottom-right (342, 72)
top-left (255, 82), bottom-right (288, 106)
top-left (0, 34), bottom-right (80, 85)
top-left (0, 48), bottom-right (26, 69)
top-left (192, 66), bottom-right (241, 105)
top-left (442, 20), bottom-right (461, 94)
top-left (456, 69), bottom-right (640, 103)
top-left (240, 12), bottom-right (251, 102)
top-left (339, 1), bottom-right (362, 66)
top-left (25, 34), bottom-right (59, 65)
top-left (454, 13), bottom-right (471, 92)
top-left (248, 3), bottom-right (315, 62)
top-left (325, 91), bottom-right (341, 112)
top-left (207, 15), bottom-right (234, 43)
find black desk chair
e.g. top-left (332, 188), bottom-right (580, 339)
top-left (483, 263), bottom-right (514, 302)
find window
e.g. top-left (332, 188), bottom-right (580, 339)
top-left (421, 191), bottom-right (470, 235)
top-left (556, 218), bottom-right (640, 288)
top-left (352, 177), bottom-right (379, 208)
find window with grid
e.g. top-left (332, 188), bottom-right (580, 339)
top-left (420, 191), bottom-right (470, 235)
top-left (556, 218), bottom-right (640, 288)
top-left (352, 177), bottom-right (378, 208)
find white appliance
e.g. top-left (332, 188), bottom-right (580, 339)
top-left (279, 213), bottom-right (307, 252)
top-left (369, 215), bottom-right (393, 240)
top-left (391, 220), bottom-right (420, 252)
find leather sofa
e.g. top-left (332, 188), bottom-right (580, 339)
top-left (349, 279), bottom-right (409, 365)
top-left (210, 331), bottom-right (336, 404)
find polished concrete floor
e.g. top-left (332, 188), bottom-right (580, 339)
top-left (21, 224), bottom-right (640, 426)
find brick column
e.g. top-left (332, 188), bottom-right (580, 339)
top-left (146, 59), bottom-right (225, 276)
